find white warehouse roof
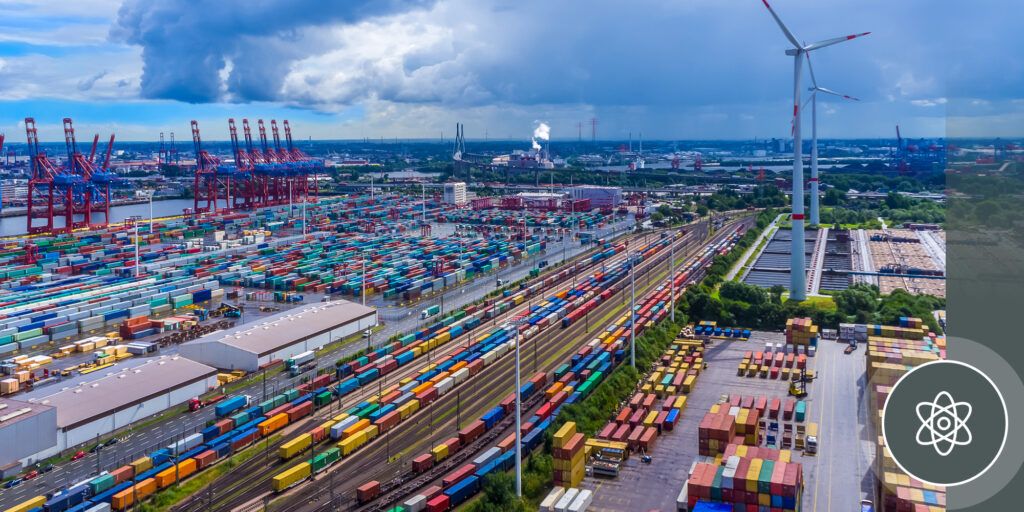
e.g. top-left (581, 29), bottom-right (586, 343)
top-left (186, 300), bottom-right (376, 357)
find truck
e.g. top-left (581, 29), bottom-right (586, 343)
top-left (805, 422), bottom-right (819, 455)
top-left (420, 305), bottom-right (441, 320)
top-left (286, 351), bottom-right (315, 370)
top-left (188, 394), bottom-right (226, 412)
top-left (860, 500), bottom-right (874, 512)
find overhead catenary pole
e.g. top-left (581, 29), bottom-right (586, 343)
top-left (514, 322), bottom-right (523, 497)
top-left (670, 230), bottom-right (676, 322)
top-left (630, 251), bottom-right (636, 368)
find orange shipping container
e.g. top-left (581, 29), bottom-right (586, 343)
top-left (155, 459), bottom-right (197, 489)
top-left (342, 419), bottom-right (371, 439)
top-left (258, 413), bottom-right (290, 436)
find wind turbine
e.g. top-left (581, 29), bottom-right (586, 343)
top-left (805, 54), bottom-right (859, 226)
top-left (760, 0), bottom-right (868, 301)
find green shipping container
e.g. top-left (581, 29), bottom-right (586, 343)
top-left (314, 391), bottom-right (333, 408)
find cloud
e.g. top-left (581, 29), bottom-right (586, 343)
top-left (77, 70), bottom-right (108, 91)
top-left (910, 97), bottom-right (948, 107)
top-left (111, 0), bottom-right (437, 103)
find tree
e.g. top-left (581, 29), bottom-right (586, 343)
top-left (823, 188), bottom-right (846, 206)
top-left (769, 285), bottom-right (786, 305)
top-left (720, 281), bottom-right (768, 305)
top-left (696, 204), bottom-right (709, 217)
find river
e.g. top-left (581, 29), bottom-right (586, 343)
top-left (0, 199), bottom-right (196, 237)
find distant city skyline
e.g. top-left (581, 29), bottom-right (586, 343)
top-left (1, 0), bottom-right (1020, 141)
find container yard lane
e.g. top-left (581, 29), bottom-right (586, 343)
top-left (217, 218), bottom-right (746, 512)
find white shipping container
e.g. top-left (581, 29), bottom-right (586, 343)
top-left (402, 494), bottom-right (427, 512)
top-left (567, 489), bottom-right (592, 512)
top-left (86, 503), bottom-right (112, 512)
top-left (435, 377), bottom-right (454, 396)
top-left (676, 481), bottom-right (689, 511)
top-left (331, 416), bottom-right (360, 439)
top-left (472, 447), bottom-right (501, 467)
top-left (451, 368), bottom-right (469, 386)
top-left (540, 487), bottom-right (566, 512)
top-left (554, 488), bottom-right (579, 512)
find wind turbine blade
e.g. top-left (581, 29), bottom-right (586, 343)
top-left (804, 32), bottom-right (870, 52)
top-left (805, 53), bottom-right (818, 88)
top-left (760, 0), bottom-right (802, 48)
top-left (817, 87), bottom-right (860, 101)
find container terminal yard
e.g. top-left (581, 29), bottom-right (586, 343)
top-left (0, 169), bottom-right (948, 512)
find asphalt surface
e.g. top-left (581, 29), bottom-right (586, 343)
top-left (178, 219), bottom-right (722, 512)
top-left (0, 218), bottom-right (635, 508)
top-left (584, 330), bottom-right (873, 512)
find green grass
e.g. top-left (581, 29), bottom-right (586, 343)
top-left (134, 435), bottom-right (280, 512)
top-left (781, 293), bottom-right (837, 311)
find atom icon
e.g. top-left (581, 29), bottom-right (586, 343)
top-left (916, 390), bottom-right (973, 456)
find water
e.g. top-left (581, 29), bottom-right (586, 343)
top-left (0, 198), bottom-right (196, 237)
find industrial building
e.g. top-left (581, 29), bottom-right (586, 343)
top-left (21, 356), bottom-right (218, 462)
top-left (0, 397), bottom-right (57, 474)
top-left (178, 300), bottom-right (377, 372)
top-left (443, 182), bottom-right (468, 206)
top-left (568, 186), bottom-right (622, 209)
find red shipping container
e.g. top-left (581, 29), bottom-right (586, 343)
top-left (629, 408), bottom-right (646, 427)
top-left (356, 481), bottom-right (380, 503)
top-left (612, 423), bottom-right (631, 443)
top-left (499, 393), bottom-right (516, 414)
top-left (498, 433), bottom-right (516, 453)
top-left (598, 422), bottom-right (616, 440)
top-left (615, 406), bottom-right (631, 424)
top-left (442, 463), bottom-right (477, 489)
top-left (655, 411), bottom-right (668, 432)
top-left (536, 403), bottom-right (553, 421)
top-left (413, 453), bottom-right (434, 473)
top-left (286, 401), bottom-right (313, 422)
top-left (642, 394), bottom-right (656, 410)
top-left (458, 420), bottom-right (485, 446)
top-left (416, 387), bottom-right (439, 406)
top-left (195, 450), bottom-right (217, 470)
top-left (426, 495), bottom-right (450, 512)
top-left (444, 436), bottom-right (461, 452)
top-left (467, 359), bottom-right (484, 376)
top-left (374, 410), bottom-right (401, 433)
top-left (110, 465), bottom-right (134, 485)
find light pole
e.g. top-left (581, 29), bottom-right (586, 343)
top-left (129, 215), bottom-right (142, 278)
top-left (670, 230), bottom-right (676, 323)
top-left (512, 318), bottom-right (527, 498)
top-left (630, 251), bottom-right (636, 368)
top-left (144, 189), bottom-right (154, 236)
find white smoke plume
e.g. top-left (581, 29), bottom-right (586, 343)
top-left (530, 121), bottom-right (550, 151)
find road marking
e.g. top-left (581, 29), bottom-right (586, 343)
top-left (826, 341), bottom-right (837, 511)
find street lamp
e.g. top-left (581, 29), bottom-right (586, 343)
top-left (630, 251), bottom-right (636, 368)
top-left (510, 318), bottom-right (529, 498)
top-left (128, 215), bottom-right (143, 278)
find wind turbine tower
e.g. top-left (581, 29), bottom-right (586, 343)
top-left (805, 54), bottom-right (859, 226)
top-left (760, 0), bottom-right (868, 300)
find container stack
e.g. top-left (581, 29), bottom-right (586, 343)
top-left (838, 323), bottom-right (867, 344)
top-left (784, 317), bottom-right (818, 353)
top-left (552, 422), bottom-right (586, 488)
top-left (698, 405), bottom-right (736, 456)
top-left (866, 323), bottom-right (946, 512)
top-left (687, 455), bottom-right (803, 511)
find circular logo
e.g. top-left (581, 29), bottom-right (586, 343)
top-left (882, 360), bottom-right (1008, 486)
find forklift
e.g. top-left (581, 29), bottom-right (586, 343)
top-left (789, 367), bottom-right (811, 398)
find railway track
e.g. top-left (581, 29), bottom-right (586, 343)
top-left (172, 217), bottom-right (736, 512)
top-left (268, 219), bottom-right (750, 512)
top-left (168, 224), bottom-right (682, 512)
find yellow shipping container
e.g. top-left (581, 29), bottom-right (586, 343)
top-left (361, 425), bottom-right (379, 442)
top-left (432, 443), bottom-right (449, 462)
top-left (279, 433), bottom-right (313, 460)
top-left (130, 456), bottom-right (153, 474)
top-left (553, 422), bottom-right (577, 448)
top-left (339, 431), bottom-right (366, 456)
top-left (5, 496), bottom-right (46, 512)
top-left (745, 459), bottom-right (763, 492)
top-left (332, 412), bottom-right (350, 422)
top-left (398, 399), bottom-right (420, 419)
top-left (682, 375), bottom-right (696, 393)
top-left (643, 411), bottom-right (659, 427)
top-left (272, 462), bottom-right (312, 493)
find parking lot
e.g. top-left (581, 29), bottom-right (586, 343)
top-left (583, 330), bottom-right (873, 511)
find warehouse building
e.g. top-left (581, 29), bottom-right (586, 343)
top-left (24, 356), bottom-right (218, 460)
top-left (0, 397), bottom-right (57, 474)
top-left (179, 300), bottom-right (377, 372)
top-left (568, 185), bottom-right (622, 208)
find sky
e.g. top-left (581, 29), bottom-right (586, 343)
top-left (0, 0), bottom-right (1020, 142)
